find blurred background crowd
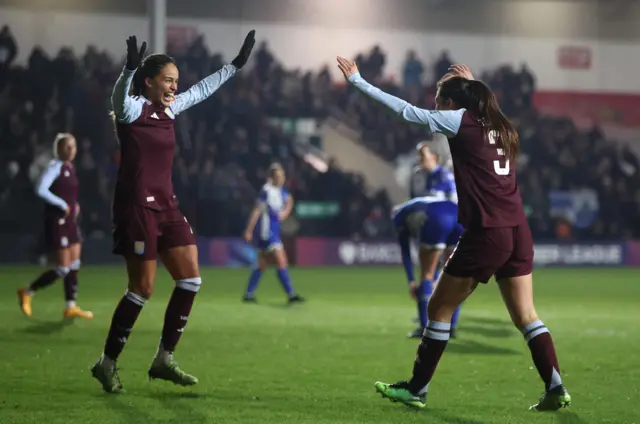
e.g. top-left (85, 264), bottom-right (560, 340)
top-left (1, 23), bottom-right (639, 249)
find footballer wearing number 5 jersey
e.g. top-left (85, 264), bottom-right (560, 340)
top-left (337, 58), bottom-right (570, 411)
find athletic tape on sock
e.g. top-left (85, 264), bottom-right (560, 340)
top-left (176, 277), bottom-right (202, 293)
top-left (55, 266), bottom-right (70, 278)
top-left (69, 259), bottom-right (81, 271)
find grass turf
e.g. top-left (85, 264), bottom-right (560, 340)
top-left (1, 266), bottom-right (639, 424)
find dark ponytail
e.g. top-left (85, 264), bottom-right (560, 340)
top-left (437, 77), bottom-right (519, 159)
top-left (131, 53), bottom-right (177, 97)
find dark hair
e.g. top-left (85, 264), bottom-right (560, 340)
top-left (131, 53), bottom-right (177, 97)
top-left (437, 76), bottom-right (518, 159)
top-left (109, 54), bottom-right (177, 137)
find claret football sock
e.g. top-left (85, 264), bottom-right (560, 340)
top-left (103, 290), bottom-right (146, 361)
top-left (521, 320), bottom-right (562, 391)
top-left (160, 278), bottom-right (201, 353)
top-left (29, 268), bottom-right (65, 292)
top-left (408, 320), bottom-right (451, 395)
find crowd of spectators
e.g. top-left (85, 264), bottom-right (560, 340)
top-left (336, 46), bottom-right (640, 239)
top-left (0, 27), bottom-right (390, 249)
top-left (2, 24), bottom-right (639, 249)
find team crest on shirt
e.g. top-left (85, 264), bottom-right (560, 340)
top-left (150, 112), bottom-right (159, 119)
top-left (64, 170), bottom-right (70, 177)
top-left (134, 241), bottom-right (145, 255)
top-left (60, 237), bottom-right (69, 247)
top-left (165, 108), bottom-right (175, 119)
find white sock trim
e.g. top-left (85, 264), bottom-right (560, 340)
top-left (549, 368), bottom-right (563, 390)
top-left (125, 290), bottom-right (146, 306)
top-left (417, 382), bottom-right (429, 395)
top-left (153, 342), bottom-right (174, 365)
top-left (521, 320), bottom-right (549, 343)
top-left (425, 320), bottom-right (451, 341)
top-left (55, 266), bottom-right (70, 278)
top-left (69, 259), bottom-right (81, 271)
top-left (101, 353), bottom-right (116, 368)
top-left (176, 277), bottom-right (202, 293)
top-left (66, 300), bottom-right (76, 308)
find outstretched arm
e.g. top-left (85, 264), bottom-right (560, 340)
top-left (112, 36), bottom-right (147, 124)
top-left (337, 57), bottom-right (464, 137)
top-left (171, 30), bottom-right (255, 115)
top-left (111, 68), bottom-right (143, 123)
top-left (170, 64), bottom-right (237, 115)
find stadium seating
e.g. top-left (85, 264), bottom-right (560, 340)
top-left (2, 29), bottom-right (639, 245)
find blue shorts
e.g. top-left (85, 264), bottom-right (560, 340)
top-left (419, 214), bottom-right (460, 250)
top-left (253, 231), bottom-right (283, 252)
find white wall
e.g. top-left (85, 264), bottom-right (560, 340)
top-left (2, 6), bottom-right (640, 93)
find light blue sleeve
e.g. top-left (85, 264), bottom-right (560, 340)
top-left (170, 64), bottom-right (237, 115)
top-left (35, 161), bottom-right (68, 211)
top-left (398, 231), bottom-right (415, 283)
top-left (111, 67), bottom-right (144, 124)
top-left (348, 73), bottom-right (464, 137)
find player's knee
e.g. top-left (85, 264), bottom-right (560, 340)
top-left (69, 259), bottom-right (81, 271)
top-left (55, 265), bottom-right (70, 278)
top-left (128, 279), bottom-right (155, 299)
top-left (510, 309), bottom-right (539, 329)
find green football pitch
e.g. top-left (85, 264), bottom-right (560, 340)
top-left (1, 266), bottom-right (639, 424)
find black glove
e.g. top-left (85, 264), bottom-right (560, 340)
top-left (125, 36), bottom-right (147, 70)
top-left (231, 30), bottom-right (256, 69)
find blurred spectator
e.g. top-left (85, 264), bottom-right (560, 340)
top-left (3, 28), bottom-right (639, 245)
top-left (0, 27), bottom-right (389, 246)
top-left (402, 50), bottom-right (424, 90)
top-left (0, 25), bottom-right (17, 90)
top-left (434, 50), bottom-right (453, 81)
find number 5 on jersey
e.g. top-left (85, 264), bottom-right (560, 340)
top-left (488, 131), bottom-right (510, 176)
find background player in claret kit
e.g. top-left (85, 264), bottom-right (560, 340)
top-left (392, 195), bottom-right (459, 339)
top-left (408, 142), bottom-right (463, 338)
top-left (242, 163), bottom-right (304, 304)
top-left (91, 32), bottom-right (256, 394)
top-left (17, 133), bottom-right (93, 320)
top-left (338, 58), bottom-right (571, 411)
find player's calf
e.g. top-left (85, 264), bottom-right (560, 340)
top-left (149, 277), bottom-right (201, 386)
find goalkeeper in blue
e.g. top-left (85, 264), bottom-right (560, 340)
top-left (393, 194), bottom-right (463, 339)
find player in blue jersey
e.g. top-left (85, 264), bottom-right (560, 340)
top-left (408, 142), bottom-right (463, 338)
top-left (242, 163), bottom-right (304, 304)
top-left (393, 194), bottom-right (461, 339)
